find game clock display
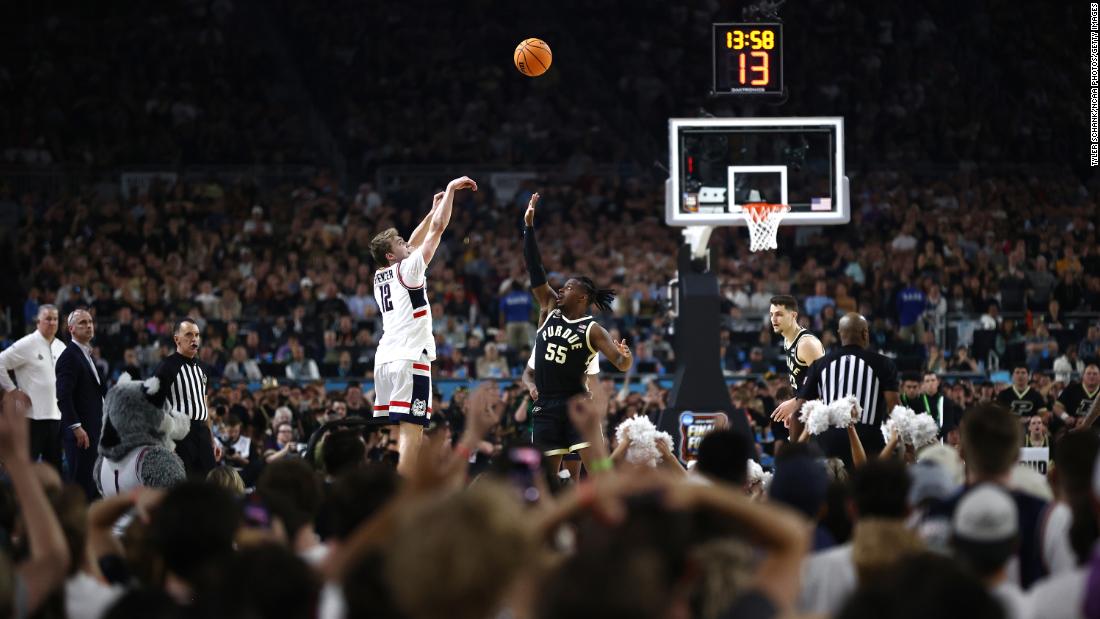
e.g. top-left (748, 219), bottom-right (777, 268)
top-left (712, 23), bottom-right (783, 96)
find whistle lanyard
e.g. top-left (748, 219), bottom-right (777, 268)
top-left (922, 394), bottom-right (942, 427)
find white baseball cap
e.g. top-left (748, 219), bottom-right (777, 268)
top-left (952, 484), bottom-right (1017, 542)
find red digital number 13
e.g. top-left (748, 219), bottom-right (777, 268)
top-left (738, 51), bottom-right (770, 86)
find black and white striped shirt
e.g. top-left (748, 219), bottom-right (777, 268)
top-left (796, 345), bottom-right (899, 425)
top-left (151, 352), bottom-right (209, 421)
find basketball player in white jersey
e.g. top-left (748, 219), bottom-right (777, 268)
top-left (767, 295), bottom-right (825, 440)
top-left (369, 175), bottom-right (477, 475)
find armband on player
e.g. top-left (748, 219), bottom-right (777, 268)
top-left (524, 226), bottom-right (547, 289)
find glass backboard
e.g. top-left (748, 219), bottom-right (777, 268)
top-left (667, 117), bottom-right (849, 227)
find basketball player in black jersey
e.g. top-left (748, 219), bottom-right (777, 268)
top-left (522, 193), bottom-right (633, 473)
top-left (767, 295), bottom-right (825, 439)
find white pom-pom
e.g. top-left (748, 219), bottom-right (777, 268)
top-left (799, 400), bottom-right (828, 435)
top-left (143, 377), bottom-right (161, 396)
top-left (881, 416), bottom-right (897, 444)
top-left (615, 415), bottom-right (674, 468)
top-left (747, 458), bottom-right (763, 480)
top-left (840, 396), bottom-right (862, 420)
top-left (800, 396), bottom-right (861, 436)
top-left (882, 405), bottom-right (940, 448)
top-left (117, 372), bottom-right (134, 384)
top-left (747, 459), bottom-right (773, 488)
top-left (909, 414), bottom-right (939, 448)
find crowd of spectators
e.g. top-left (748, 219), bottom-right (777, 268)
top-left (2, 365), bottom-right (1100, 619)
top-left (0, 0), bottom-right (1097, 617)
top-left (0, 164), bottom-right (1096, 390)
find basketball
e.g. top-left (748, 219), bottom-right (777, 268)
top-left (514, 38), bottom-right (552, 77)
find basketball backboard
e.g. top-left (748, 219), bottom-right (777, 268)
top-left (667, 117), bottom-right (849, 227)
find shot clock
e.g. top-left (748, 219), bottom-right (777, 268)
top-left (712, 23), bottom-right (783, 96)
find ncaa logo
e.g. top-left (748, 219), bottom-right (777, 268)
top-left (412, 399), bottom-right (427, 416)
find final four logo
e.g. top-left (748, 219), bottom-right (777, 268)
top-left (678, 411), bottom-right (728, 462)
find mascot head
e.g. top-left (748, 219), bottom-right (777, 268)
top-left (99, 374), bottom-right (167, 461)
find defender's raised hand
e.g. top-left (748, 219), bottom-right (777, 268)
top-left (524, 192), bottom-right (540, 227)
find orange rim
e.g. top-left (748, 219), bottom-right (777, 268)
top-left (742, 202), bottom-right (789, 222)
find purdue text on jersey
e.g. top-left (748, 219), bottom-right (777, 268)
top-left (533, 310), bottom-right (597, 402)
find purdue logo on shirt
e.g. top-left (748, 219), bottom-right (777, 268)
top-left (1009, 400), bottom-right (1035, 416)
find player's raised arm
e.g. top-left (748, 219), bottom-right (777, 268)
top-left (421, 176), bottom-right (477, 265)
top-left (408, 191), bottom-right (444, 249)
top-left (524, 193), bottom-right (558, 310)
top-left (589, 323), bottom-right (633, 373)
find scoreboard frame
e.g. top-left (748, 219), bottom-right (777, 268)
top-left (711, 22), bottom-right (784, 97)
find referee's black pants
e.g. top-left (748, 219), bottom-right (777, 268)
top-left (29, 419), bottom-right (62, 473)
top-left (175, 420), bottom-right (216, 478)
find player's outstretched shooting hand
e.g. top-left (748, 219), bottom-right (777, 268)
top-left (524, 192), bottom-right (540, 227)
top-left (447, 176), bottom-right (478, 192)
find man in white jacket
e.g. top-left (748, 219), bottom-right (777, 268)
top-left (0, 305), bottom-right (67, 471)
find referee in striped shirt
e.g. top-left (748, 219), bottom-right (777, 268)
top-left (151, 319), bottom-right (218, 476)
top-left (775, 313), bottom-right (899, 467)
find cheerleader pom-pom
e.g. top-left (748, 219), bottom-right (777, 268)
top-left (615, 415), bottom-right (674, 467)
top-left (799, 400), bottom-right (830, 435)
top-left (747, 459), bottom-right (773, 489)
top-left (882, 405), bottom-right (938, 448)
top-left (909, 413), bottom-right (940, 448)
top-left (801, 397), bottom-right (862, 436)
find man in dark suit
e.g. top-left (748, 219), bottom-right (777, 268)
top-left (56, 309), bottom-right (107, 499)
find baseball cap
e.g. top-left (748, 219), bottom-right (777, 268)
top-left (908, 460), bottom-right (956, 507)
top-left (952, 484), bottom-right (1017, 543)
top-left (916, 443), bottom-right (964, 486)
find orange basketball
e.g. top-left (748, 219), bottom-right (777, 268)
top-left (514, 38), bottom-right (552, 77)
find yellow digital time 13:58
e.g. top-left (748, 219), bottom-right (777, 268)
top-left (712, 23), bottom-right (783, 96)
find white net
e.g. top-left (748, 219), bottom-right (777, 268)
top-left (742, 203), bottom-right (789, 252)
